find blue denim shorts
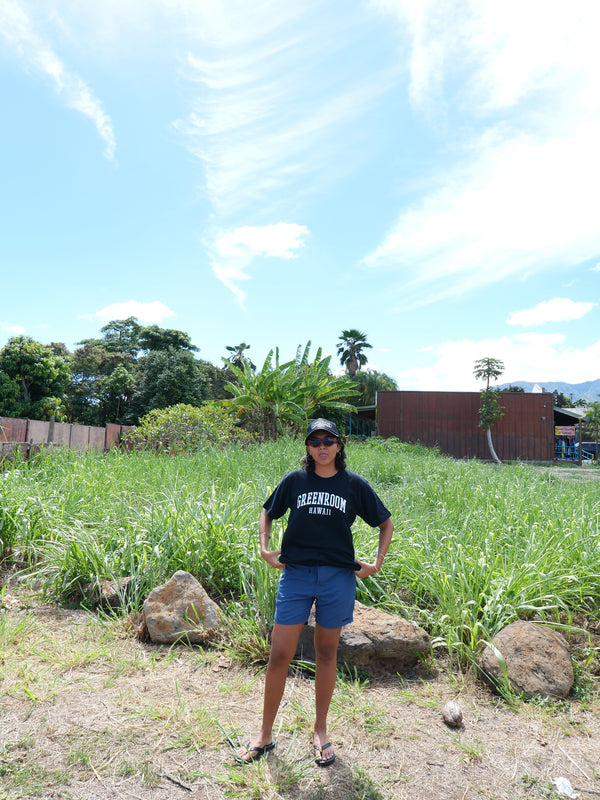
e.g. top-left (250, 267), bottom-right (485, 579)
top-left (274, 564), bottom-right (356, 629)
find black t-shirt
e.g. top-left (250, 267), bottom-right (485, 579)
top-left (263, 468), bottom-right (390, 570)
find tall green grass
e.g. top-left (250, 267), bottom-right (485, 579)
top-left (1, 439), bottom-right (599, 661)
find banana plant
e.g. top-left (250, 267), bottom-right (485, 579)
top-left (222, 342), bottom-right (357, 439)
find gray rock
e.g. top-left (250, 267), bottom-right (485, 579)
top-left (479, 620), bottom-right (574, 698)
top-left (296, 601), bottom-right (430, 672)
top-left (442, 700), bottom-right (463, 728)
top-left (143, 570), bottom-right (222, 645)
top-left (84, 577), bottom-right (135, 610)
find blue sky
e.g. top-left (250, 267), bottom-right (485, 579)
top-left (1, 0), bottom-right (599, 392)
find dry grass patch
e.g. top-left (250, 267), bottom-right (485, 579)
top-left (0, 599), bottom-right (599, 799)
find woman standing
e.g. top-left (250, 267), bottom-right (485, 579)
top-left (237, 419), bottom-right (394, 766)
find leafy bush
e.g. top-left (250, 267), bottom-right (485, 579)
top-left (122, 403), bottom-right (255, 453)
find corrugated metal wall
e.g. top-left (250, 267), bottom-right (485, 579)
top-left (376, 391), bottom-right (555, 461)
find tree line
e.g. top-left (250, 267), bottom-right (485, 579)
top-left (0, 321), bottom-right (397, 435)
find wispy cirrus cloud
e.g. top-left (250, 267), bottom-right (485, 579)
top-left (0, 0), bottom-right (115, 159)
top-left (79, 301), bottom-right (175, 325)
top-left (171, 1), bottom-right (398, 302)
top-left (210, 222), bottom-right (309, 308)
top-left (364, 0), bottom-right (600, 308)
top-left (507, 298), bottom-right (596, 327)
top-left (175, 24), bottom-right (397, 217)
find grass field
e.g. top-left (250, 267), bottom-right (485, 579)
top-left (2, 438), bottom-right (600, 665)
top-left (2, 440), bottom-right (600, 799)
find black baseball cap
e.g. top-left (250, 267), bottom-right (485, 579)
top-left (305, 418), bottom-right (341, 442)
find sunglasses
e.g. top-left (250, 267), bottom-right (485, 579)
top-left (307, 436), bottom-right (338, 448)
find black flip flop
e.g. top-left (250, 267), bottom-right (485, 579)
top-left (235, 742), bottom-right (275, 764)
top-left (314, 742), bottom-right (335, 767)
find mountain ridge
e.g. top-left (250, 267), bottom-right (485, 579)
top-left (497, 379), bottom-right (600, 404)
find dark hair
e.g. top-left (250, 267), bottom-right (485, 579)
top-left (301, 439), bottom-right (347, 473)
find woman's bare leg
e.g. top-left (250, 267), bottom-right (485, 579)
top-left (237, 622), bottom-right (304, 760)
top-left (313, 624), bottom-right (341, 763)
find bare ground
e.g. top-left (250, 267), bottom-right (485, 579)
top-left (1, 589), bottom-right (600, 800)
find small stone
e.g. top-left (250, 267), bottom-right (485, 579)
top-left (442, 700), bottom-right (463, 728)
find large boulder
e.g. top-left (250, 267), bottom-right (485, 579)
top-left (296, 601), bottom-right (430, 672)
top-left (480, 620), bottom-right (574, 698)
top-left (143, 570), bottom-right (222, 645)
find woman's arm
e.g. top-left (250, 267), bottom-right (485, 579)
top-left (354, 516), bottom-right (394, 579)
top-left (259, 508), bottom-right (284, 570)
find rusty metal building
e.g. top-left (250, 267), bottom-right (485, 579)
top-left (375, 391), bottom-right (556, 461)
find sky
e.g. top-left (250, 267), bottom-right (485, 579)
top-left (1, 0), bottom-right (599, 393)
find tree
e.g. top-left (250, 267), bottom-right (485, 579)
top-left (225, 342), bottom-right (255, 371)
top-left (0, 336), bottom-right (70, 420)
top-left (138, 326), bottom-right (198, 353)
top-left (352, 369), bottom-right (398, 406)
top-left (99, 365), bottom-right (137, 423)
top-left (584, 401), bottom-right (600, 450)
top-left (68, 318), bottom-right (204, 424)
top-left (222, 342), bottom-right (356, 439)
top-left (66, 340), bottom-right (134, 425)
top-left (79, 318), bottom-right (198, 361)
top-left (552, 390), bottom-right (571, 408)
top-left (97, 317), bottom-right (143, 357)
top-left (473, 357), bottom-right (505, 464)
top-left (127, 348), bottom-right (210, 423)
top-left (473, 357), bottom-right (505, 389)
top-left (337, 329), bottom-right (372, 376)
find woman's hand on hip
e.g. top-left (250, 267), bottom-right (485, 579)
top-left (261, 549), bottom-right (284, 569)
top-left (354, 560), bottom-right (378, 579)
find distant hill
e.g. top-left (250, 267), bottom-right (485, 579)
top-left (498, 379), bottom-right (600, 404)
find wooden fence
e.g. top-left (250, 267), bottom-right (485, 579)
top-left (0, 416), bottom-right (132, 457)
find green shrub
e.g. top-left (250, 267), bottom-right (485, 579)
top-left (122, 403), bottom-right (255, 453)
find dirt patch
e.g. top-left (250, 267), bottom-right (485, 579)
top-left (539, 463), bottom-right (600, 481)
top-left (1, 593), bottom-right (599, 800)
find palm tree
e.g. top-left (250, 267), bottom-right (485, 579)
top-left (353, 369), bottom-right (398, 406)
top-left (473, 357), bottom-right (505, 464)
top-left (337, 329), bottom-right (372, 376)
top-left (225, 342), bottom-right (255, 371)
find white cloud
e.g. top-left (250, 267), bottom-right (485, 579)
top-left (591, 263), bottom-right (600, 272)
top-left (507, 298), bottom-right (596, 327)
top-left (0, 0), bottom-right (116, 159)
top-left (363, 124), bottom-right (600, 308)
top-left (79, 301), bottom-right (175, 325)
top-left (210, 260), bottom-right (252, 309)
top-left (363, 1), bottom-right (600, 308)
top-left (370, 0), bottom-right (600, 114)
top-left (0, 321), bottom-right (26, 336)
top-left (395, 334), bottom-right (600, 392)
top-left (214, 223), bottom-right (308, 259)
top-left (210, 223), bottom-right (309, 307)
top-left (173, 4), bottom-right (398, 217)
